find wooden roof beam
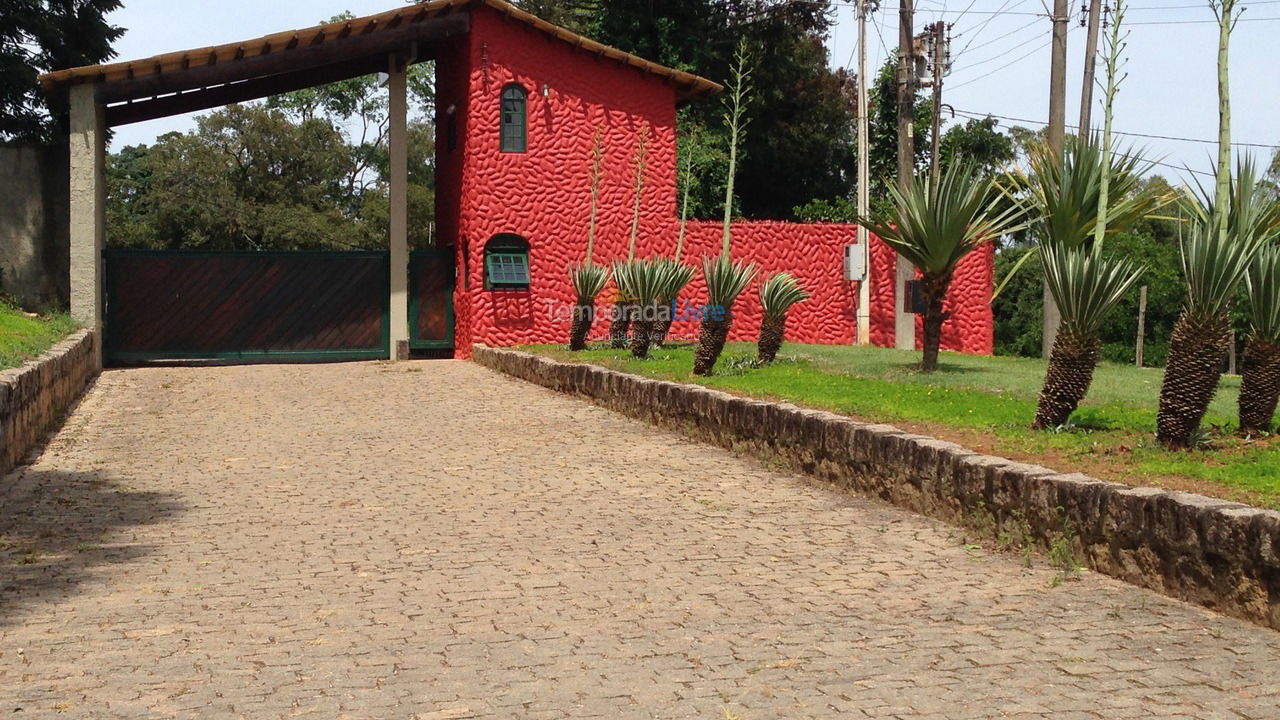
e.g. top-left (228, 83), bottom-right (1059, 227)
top-left (100, 12), bottom-right (468, 104)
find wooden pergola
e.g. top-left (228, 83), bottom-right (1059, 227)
top-left (38, 0), bottom-right (719, 365)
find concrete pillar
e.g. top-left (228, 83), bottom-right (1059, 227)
top-left (68, 83), bottom-right (105, 368)
top-left (388, 56), bottom-right (410, 360)
top-left (894, 256), bottom-right (915, 350)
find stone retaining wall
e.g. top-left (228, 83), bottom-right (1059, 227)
top-left (473, 344), bottom-right (1280, 630)
top-left (1, 329), bottom-right (98, 475)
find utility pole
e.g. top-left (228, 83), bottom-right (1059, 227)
top-left (1043, 0), bottom-right (1070, 357)
top-left (1078, 0), bottom-right (1103, 134)
top-left (1048, 0), bottom-right (1069, 153)
top-left (927, 21), bottom-right (949, 194)
top-left (856, 0), bottom-right (876, 345)
top-left (1135, 284), bottom-right (1147, 367)
top-left (895, 0), bottom-right (917, 351)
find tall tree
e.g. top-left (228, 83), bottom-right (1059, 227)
top-left (0, 0), bottom-right (124, 142)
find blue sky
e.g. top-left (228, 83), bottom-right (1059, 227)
top-left (107, 0), bottom-right (1278, 184)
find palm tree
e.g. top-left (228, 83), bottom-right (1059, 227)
top-left (860, 161), bottom-right (1022, 372)
top-left (1241, 245), bottom-right (1280, 434)
top-left (568, 127), bottom-right (607, 350)
top-left (1157, 162), bottom-right (1278, 448)
top-left (757, 273), bottom-right (809, 363)
top-left (1016, 135), bottom-right (1161, 428)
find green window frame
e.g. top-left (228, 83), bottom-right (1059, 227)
top-left (500, 85), bottom-right (527, 153)
top-left (485, 252), bottom-right (530, 290)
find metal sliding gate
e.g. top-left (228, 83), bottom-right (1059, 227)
top-left (103, 249), bottom-right (391, 364)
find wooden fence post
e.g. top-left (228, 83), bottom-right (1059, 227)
top-left (1135, 285), bottom-right (1147, 368)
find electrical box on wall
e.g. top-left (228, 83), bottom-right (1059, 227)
top-left (843, 244), bottom-right (866, 281)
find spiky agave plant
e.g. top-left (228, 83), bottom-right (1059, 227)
top-left (757, 273), bottom-right (810, 364)
top-left (1157, 162), bottom-right (1278, 448)
top-left (693, 40), bottom-right (754, 376)
top-left (861, 161), bottom-right (1023, 372)
top-left (652, 260), bottom-right (696, 346)
top-left (1016, 135), bottom-right (1162, 428)
top-left (627, 261), bottom-right (676, 359)
top-left (568, 264), bottom-right (609, 350)
top-left (1240, 245), bottom-right (1280, 434)
top-left (568, 126), bottom-right (607, 351)
top-left (694, 255), bottom-right (758, 375)
top-left (609, 126), bottom-right (652, 349)
top-left (1033, 245), bottom-right (1142, 428)
top-left (609, 260), bottom-right (638, 349)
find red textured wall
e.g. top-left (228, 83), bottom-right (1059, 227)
top-left (912, 243), bottom-right (994, 356)
top-left (441, 4), bottom-right (993, 358)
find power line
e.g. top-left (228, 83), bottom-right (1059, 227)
top-left (954, 29), bottom-right (1046, 69)
top-left (1125, 16), bottom-right (1280, 23)
top-left (956, 15), bottom-right (1039, 57)
top-left (951, 108), bottom-right (1280, 149)
top-left (947, 34), bottom-right (1059, 90)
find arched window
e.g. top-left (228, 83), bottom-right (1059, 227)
top-left (500, 85), bottom-right (527, 153)
top-left (484, 234), bottom-right (530, 291)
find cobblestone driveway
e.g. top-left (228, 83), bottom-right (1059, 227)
top-left (2, 360), bottom-right (1278, 719)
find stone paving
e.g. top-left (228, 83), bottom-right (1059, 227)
top-left (1, 360), bottom-right (1278, 719)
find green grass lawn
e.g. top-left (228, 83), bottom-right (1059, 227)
top-left (0, 301), bottom-right (78, 370)
top-left (524, 341), bottom-right (1280, 509)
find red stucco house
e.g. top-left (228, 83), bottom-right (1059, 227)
top-left (40, 0), bottom-right (993, 365)
top-left (434, 0), bottom-right (994, 358)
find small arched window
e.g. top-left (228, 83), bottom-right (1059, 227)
top-left (500, 85), bottom-right (527, 153)
top-left (484, 234), bottom-right (530, 291)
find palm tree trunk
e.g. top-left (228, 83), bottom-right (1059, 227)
top-left (919, 274), bottom-right (951, 373)
top-left (609, 301), bottom-right (632, 349)
top-left (569, 301), bottom-right (593, 351)
top-left (1033, 328), bottom-right (1102, 429)
top-left (1239, 336), bottom-right (1280, 435)
top-left (694, 312), bottom-right (732, 375)
top-left (1157, 310), bottom-right (1232, 448)
top-left (630, 307), bottom-right (655, 358)
top-left (757, 314), bottom-right (786, 364)
top-left (651, 300), bottom-right (674, 347)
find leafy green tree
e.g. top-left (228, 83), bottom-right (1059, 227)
top-left (1, 0), bottom-right (123, 142)
top-left (106, 105), bottom-right (373, 250)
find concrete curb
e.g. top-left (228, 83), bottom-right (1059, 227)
top-left (0, 329), bottom-right (98, 476)
top-left (473, 343), bottom-right (1280, 630)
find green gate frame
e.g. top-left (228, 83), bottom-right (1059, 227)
top-left (408, 247), bottom-right (456, 351)
top-left (103, 248), bottom-right (391, 364)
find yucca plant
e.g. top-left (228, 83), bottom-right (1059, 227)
top-left (568, 127), bottom-right (607, 351)
top-left (1033, 244), bottom-right (1142, 428)
top-left (1157, 162), bottom-right (1278, 448)
top-left (860, 161), bottom-right (1023, 372)
top-left (757, 273), bottom-right (810, 364)
top-left (1240, 245), bottom-right (1280, 434)
top-left (652, 260), bottom-right (695, 346)
top-left (693, 40), bottom-right (754, 376)
top-left (568, 264), bottom-right (609, 350)
top-left (1016, 135), bottom-right (1162, 428)
top-left (694, 255), bottom-right (758, 375)
top-left (610, 260), bottom-right (639, 349)
top-left (627, 261), bottom-right (677, 359)
top-left (653, 140), bottom-right (700, 347)
top-left (610, 126), bottom-right (651, 349)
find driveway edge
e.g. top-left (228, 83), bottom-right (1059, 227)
top-left (473, 343), bottom-right (1280, 631)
